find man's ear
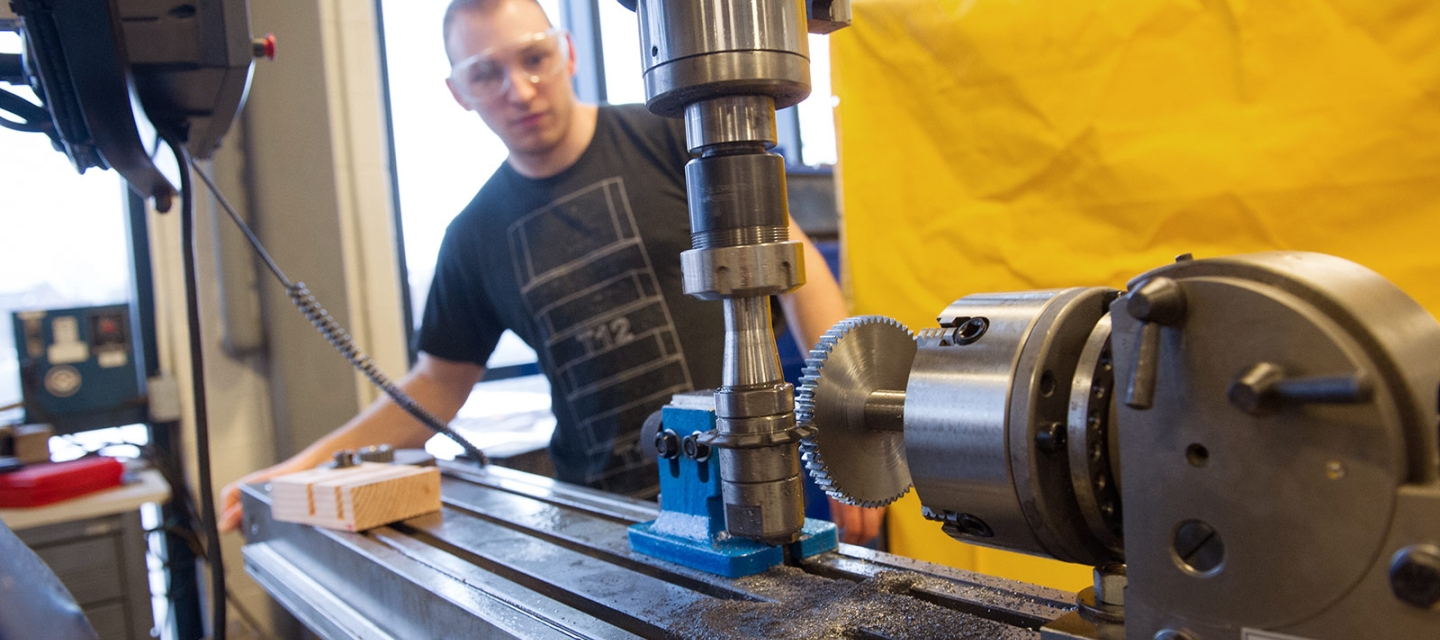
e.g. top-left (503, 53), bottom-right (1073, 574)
top-left (564, 31), bottom-right (577, 76)
top-left (445, 76), bottom-right (473, 111)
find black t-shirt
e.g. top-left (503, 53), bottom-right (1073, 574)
top-left (417, 104), bottom-right (724, 496)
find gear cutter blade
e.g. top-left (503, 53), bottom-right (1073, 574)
top-left (797, 316), bottom-right (917, 508)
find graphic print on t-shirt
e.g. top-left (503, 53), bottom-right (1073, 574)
top-left (507, 177), bottom-right (694, 483)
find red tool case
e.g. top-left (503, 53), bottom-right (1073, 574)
top-left (0, 457), bottom-right (125, 508)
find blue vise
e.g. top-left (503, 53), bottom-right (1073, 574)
top-left (628, 393), bottom-right (837, 577)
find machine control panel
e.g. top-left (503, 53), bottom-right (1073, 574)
top-left (12, 304), bottom-right (146, 434)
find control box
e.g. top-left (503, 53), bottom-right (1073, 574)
top-left (11, 304), bottom-right (146, 434)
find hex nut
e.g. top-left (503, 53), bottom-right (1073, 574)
top-left (1093, 563), bottom-right (1127, 607)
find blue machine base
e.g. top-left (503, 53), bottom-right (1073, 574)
top-left (628, 518), bottom-right (838, 578)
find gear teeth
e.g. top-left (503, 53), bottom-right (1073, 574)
top-left (798, 315), bottom-right (915, 508)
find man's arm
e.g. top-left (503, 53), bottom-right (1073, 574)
top-left (775, 221), bottom-right (887, 546)
top-left (777, 220), bottom-right (847, 351)
top-left (219, 352), bottom-right (484, 532)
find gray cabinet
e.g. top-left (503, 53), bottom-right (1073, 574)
top-left (16, 510), bottom-right (156, 640)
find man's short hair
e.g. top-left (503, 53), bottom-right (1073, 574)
top-left (442, 0), bottom-right (551, 54)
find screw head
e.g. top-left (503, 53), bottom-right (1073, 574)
top-left (681, 433), bottom-right (710, 462)
top-left (654, 429), bottom-right (681, 459)
top-left (333, 449), bottom-right (356, 468)
top-left (1391, 545), bottom-right (1440, 609)
top-left (955, 317), bottom-right (989, 344)
top-left (1035, 421), bottom-right (1067, 453)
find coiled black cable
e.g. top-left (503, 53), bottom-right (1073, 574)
top-left (187, 158), bottom-right (489, 466)
top-left (285, 283), bottom-right (490, 465)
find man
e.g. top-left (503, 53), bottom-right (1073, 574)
top-left (220, 0), bottom-right (883, 543)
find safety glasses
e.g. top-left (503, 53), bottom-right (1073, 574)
top-left (449, 28), bottom-right (570, 106)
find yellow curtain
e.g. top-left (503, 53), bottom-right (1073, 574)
top-left (832, 0), bottom-right (1440, 590)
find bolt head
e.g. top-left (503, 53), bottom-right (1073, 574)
top-left (1093, 563), bottom-right (1127, 607)
top-left (654, 430), bottom-right (680, 459)
top-left (680, 433), bottom-right (711, 462)
top-left (1391, 545), bottom-right (1440, 609)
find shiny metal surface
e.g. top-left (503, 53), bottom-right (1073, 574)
top-left (1065, 315), bottom-right (1122, 555)
top-left (244, 544), bottom-right (399, 640)
top-left (1002, 287), bottom-right (1117, 566)
top-left (637, 0), bottom-right (806, 62)
top-left (717, 440), bottom-right (799, 479)
top-left (721, 297), bottom-right (782, 387)
top-left (716, 446), bottom-right (805, 544)
top-left (905, 288), bottom-right (1117, 565)
top-left (714, 382), bottom-right (793, 417)
top-left (797, 316), bottom-right (918, 507)
top-left (684, 153), bottom-right (790, 245)
top-left (680, 241), bottom-right (804, 299)
top-left (710, 296), bottom-right (808, 544)
top-left (688, 225), bottom-right (789, 251)
top-left (714, 413), bottom-right (791, 435)
top-left (1111, 253), bottom-right (1440, 638)
top-left (684, 96), bottom-right (778, 151)
top-left (241, 463), bottom-right (1074, 639)
top-left (635, 0), bottom-right (809, 116)
top-left (904, 291), bottom-right (1069, 557)
top-left (632, 0), bottom-right (829, 549)
top-left (864, 389), bottom-right (908, 432)
top-left (642, 51), bottom-right (810, 118)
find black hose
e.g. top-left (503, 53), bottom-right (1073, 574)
top-left (0, 53), bottom-right (22, 83)
top-left (0, 88), bottom-right (52, 133)
top-left (162, 134), bottom-right (227, 640)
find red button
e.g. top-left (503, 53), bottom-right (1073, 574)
top-left (253, 33), bottom-right (276, 61)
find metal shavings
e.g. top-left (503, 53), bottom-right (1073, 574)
top-left (667, 566), bottom-right (1026, 640)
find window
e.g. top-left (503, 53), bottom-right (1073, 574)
top-left (795, 34), bottom-right (838, 166)
top-left (596, 0), bottom-right (644, 105)
top-left (0, 33), bottom-right (135, 424)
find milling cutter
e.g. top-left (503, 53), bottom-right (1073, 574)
top-left (796, 316), bottom-right (917, 508)
top-left (622, 0), bottom-right (851, 544)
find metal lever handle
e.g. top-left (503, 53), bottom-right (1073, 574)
top-left (1124, 278), bottom-right (1186, 410)
top-left (1228, 362), bottom-right (1374, 415)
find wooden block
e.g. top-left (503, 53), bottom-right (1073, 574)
top-left (269, 463), bottom-right (441, 532)
top-left (12, 424), bottom-right (52, 464)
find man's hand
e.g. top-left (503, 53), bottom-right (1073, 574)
top-left (829, 498), bottom-right (885, 545)
top-left (219, 463), bottom-right (301, 533)
top-left (218, 352), bottom-right (483, 534)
